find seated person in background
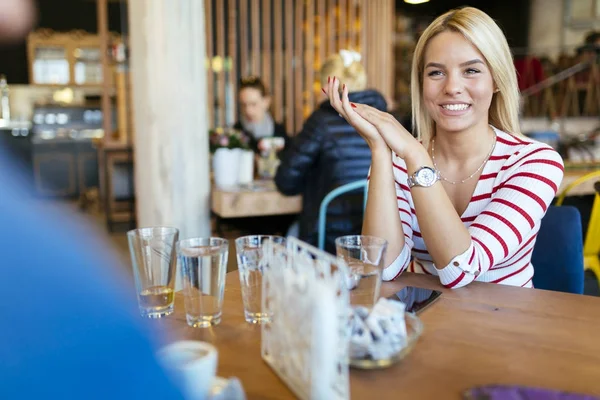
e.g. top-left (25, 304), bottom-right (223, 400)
top-left (275, 51), bottom-right (388, 253)
top-left (323, 7), bottom-right (564, 288)
top-left (234, 76), bottom-right (288, 153)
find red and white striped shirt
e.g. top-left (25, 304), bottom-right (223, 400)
top-left (382, 127), bottom-right (565, 288)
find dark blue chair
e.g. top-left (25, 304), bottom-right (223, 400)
top-left (531, 205), bottom-right (584, 294)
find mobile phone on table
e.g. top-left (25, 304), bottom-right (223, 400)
top-left (389, 286), bottom-right (442, 314)
top-left (464, 385), bottom-right (600, 400)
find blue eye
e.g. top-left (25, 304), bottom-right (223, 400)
top-left (465, 68), bottom-right (480, 75)
top-left (427, 70), bottom-right (443, 77)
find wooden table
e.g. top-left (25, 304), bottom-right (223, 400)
top-left (211, 180), bottom-right (302, 218)
top-left (156, 272), bottom-right (600, 399)
top-left (561, 169), bottom-right (599, 196)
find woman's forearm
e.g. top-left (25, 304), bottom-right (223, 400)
top-left (362, 146), bottom-right (406, 267)
top-left (404, 146), bottom-right (472, 268)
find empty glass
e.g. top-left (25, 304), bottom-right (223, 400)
top-left (127, 227), bottom-right (179, 318)
top-left (335, 235), bottom-right (388, 308)
top-left (235, 235), bottom-right (286, 324)
top-left (177, 237), bottom-right (229, 328)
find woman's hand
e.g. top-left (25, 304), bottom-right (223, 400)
top-left (323, 77), bottom-right (387, 151)
top-left (350, 104), bottom-right (419, 160)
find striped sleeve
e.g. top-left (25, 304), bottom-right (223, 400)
top-left (382, 157), bottom-right (414, 281)
top-left (435, 144), bottom-right (564, 288)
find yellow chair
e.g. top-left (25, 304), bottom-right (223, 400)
top-left (556, 170), bottom-right (600, 282)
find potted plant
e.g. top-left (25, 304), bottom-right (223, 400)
top-left (209, 127), bottom-right (253, 188)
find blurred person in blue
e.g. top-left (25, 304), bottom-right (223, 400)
top-left (0, 1), bottom-right (185, 398)
top-left (275, 50), bottom-right (388, 253)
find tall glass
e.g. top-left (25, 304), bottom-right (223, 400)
top-left (127, 227), bottom-right (179, 318)
top-left (335, 235), bottom-right (388, 308)
top-left (235, 235), bottom-right (286, 324)
top-left (177, 237), bottom-right (229, 328)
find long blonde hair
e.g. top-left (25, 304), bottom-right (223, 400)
top-left (411, 7), bottom-right (521, 145)
top-left (320, 52), bottom-right (367, 92)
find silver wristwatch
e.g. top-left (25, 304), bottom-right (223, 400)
top-left (407, 166), bottom-right (441, 188)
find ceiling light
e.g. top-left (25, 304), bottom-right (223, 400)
top-left (404, 0), bottom-right (430, 4)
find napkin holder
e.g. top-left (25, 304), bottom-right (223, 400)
top-left (261, 237), bottom-right (350, 400)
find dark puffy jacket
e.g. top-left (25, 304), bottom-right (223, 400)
top-left (274, 90), bottom-right (387, 253)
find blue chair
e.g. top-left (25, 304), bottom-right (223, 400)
top-left (317, 179), bottom-right (368, 250)
top-left (531, 205), bottom-right (584, 294)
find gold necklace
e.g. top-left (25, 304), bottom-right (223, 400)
top-left (431, 132), bottom-right (497, 185)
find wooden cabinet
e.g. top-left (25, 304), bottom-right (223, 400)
top-left (27, 29), bottom-right (121, 87)
top-left (32, 140), bottom-right (99, 197)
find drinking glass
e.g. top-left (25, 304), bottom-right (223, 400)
top-left (127, 227), bottom-right (179, 318)
top-left (235, 235), bottom-right (286, 323)
top-left (177, 237), bottom-right (229, 328)
top-left (335, 235), bottom-right (388, 308)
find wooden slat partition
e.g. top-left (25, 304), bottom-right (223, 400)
top-left (251, 0), bottom-right (260, 75)
top-left (327, 0), bottom-right (335, 57)
top-left (204, 0), bottom-right (214, 128)
top-left (273, 0), bottom-right (284, 123)
top-left (240, 0), bottom-right (249, 77)
top-left (216, 3), bottom-right (226, 126)
top-left (284, 0), bottom-right (294, 135)
top-left (203, 0), bottom-right (394, 135)
top-left (261, 0), bottom-right (271, 89)
top-left (305, 0), bottom-right (314, 115)
top-left (317, 0), bottom-right (326, 67)
top-left (294, 0), bottom-right (304, 130)
top-left (228, 0), bottom-right (237, 120)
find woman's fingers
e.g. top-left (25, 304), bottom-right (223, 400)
top-left (352, 104), bottom-right (387, 128)
top-left (340, 83), bottom-right (355, 117)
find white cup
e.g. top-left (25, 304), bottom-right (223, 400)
top-left (157, 340), bottom-right (218, 399)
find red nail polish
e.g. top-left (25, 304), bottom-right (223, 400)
top-left (321, 88), bottom-right (326, 94)
top-left (351, 103), bottom-right (357, 108)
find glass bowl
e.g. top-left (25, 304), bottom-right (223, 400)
top-left (349, 312), bottom-right (424, 369)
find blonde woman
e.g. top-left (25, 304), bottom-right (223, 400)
top-left (323, 7), bottom-right (564, 288)
top-left (275, 51), bottom-right (387, 253)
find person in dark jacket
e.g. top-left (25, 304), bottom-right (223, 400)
top-left (234, 76), bottom-right (288, 153)
top-left (275, 51), bottom-right (387, 253)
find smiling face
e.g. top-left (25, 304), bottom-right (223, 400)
top-left (422, 30), bottom-right (495, 135)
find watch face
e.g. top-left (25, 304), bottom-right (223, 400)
top-left (417, 167), bottom-right (437, 186)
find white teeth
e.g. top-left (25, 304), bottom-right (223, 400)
top-left (442, 104), bottom-right (469, 111)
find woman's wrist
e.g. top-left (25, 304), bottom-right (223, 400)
top-left (370, 142), bottom-right (392, 159)
top-left (404, 144), bottom-right (433, 174)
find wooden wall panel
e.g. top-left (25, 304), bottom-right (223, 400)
top-left (284, 0), bottom-right (294, 135)
top-left (216, 2), bottom-right (226, 126)
top-left (204, 0), bottom-right (214, 128)
top-left (273, 0), bottom-right (284, 122)
top-left (251, 0), bottom-right (260, 75)
top-left (305, 0), bottom-right (315, 115)
top-left (240, 0), bottom-right (249, 77)
top-left (203, 0), bottom-right (394, 135)
top-left (228, 0), bottom-right (237, 120)
top-left (294, 0), bottom-right (304, 131)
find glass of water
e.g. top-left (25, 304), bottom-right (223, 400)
top-left (177, 237), bottom-right (229, 328)
top-left (235, 235), bottom-right (286, 324)
top-left (335, 235), bottom-right (388, 308)
top-left (127, 227), bottom-right (179, 318)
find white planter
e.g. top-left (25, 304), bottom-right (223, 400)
top-left (212, 148), bottom-right (242, 188)
top-left (238, 150), bottom-right (254, 185)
